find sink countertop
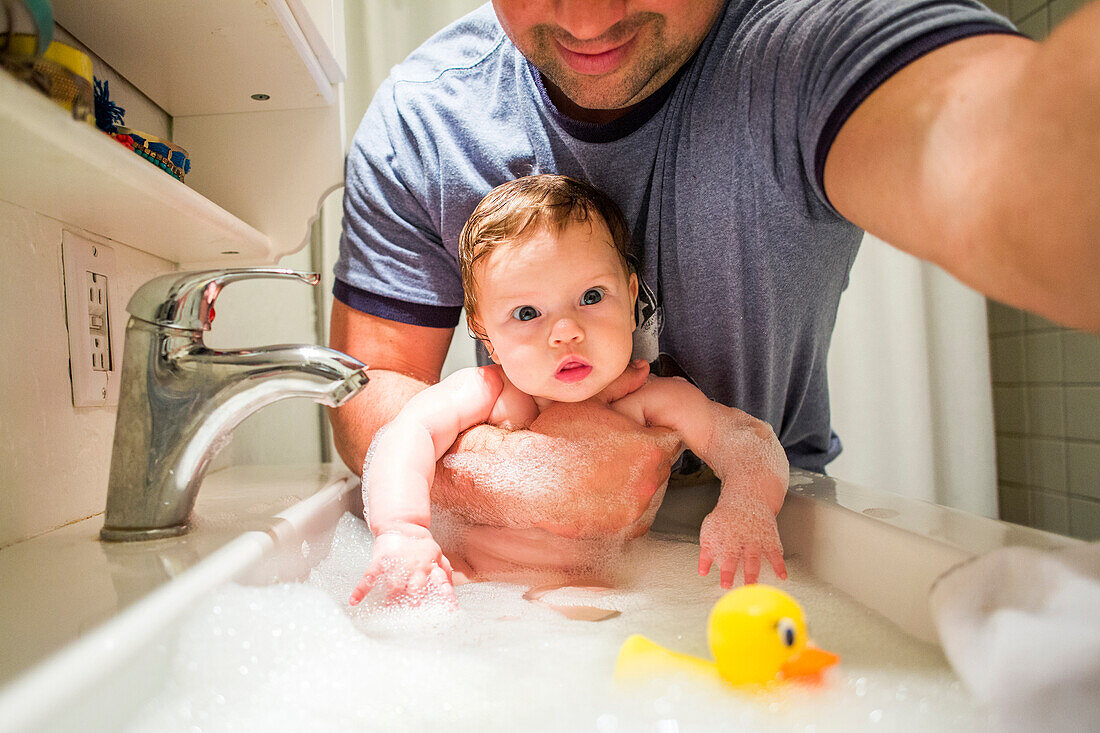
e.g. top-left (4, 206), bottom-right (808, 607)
top-left (0, 463), bottom-right (354, 688)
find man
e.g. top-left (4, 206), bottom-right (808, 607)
top-left (330, 0), bottom-right (1100, 530)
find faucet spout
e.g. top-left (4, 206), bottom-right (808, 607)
top-left (181, 342), bottom-right (370, 409)
top-left (100, 269), bottom-right (371, 542)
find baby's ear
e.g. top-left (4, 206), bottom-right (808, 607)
top-left (628, 273), bottom-right (639, 327)
top-left (467, 317), bottom-right (498, 363)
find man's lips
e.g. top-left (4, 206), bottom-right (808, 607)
top-left (554, 35), bottom-right (635, 75)
top-left (555, 359), bottom-right (593, 383)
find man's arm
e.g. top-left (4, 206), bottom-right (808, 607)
top-left (328, 299), bottom-right (454, 474)
top-left (825, 7), bottom-right (1100, 332)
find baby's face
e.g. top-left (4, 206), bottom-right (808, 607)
top-left (473, 216), bottom-right (638, 404)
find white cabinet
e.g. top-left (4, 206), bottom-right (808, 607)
top-left (0, 0), bottom-right (347, 267)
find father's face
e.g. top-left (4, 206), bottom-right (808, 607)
top-left (493, 0), bottom-right (724, 114)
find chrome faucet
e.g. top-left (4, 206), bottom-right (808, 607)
top-left (100, 268), bottom-right (369, 542)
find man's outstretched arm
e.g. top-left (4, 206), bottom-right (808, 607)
top-left (826, 5), bottom-right (1100, 332)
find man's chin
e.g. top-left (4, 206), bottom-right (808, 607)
top-left (537, 63), bottom-right (654, 115)
top-left (556, 81), bottom-right (647, 113)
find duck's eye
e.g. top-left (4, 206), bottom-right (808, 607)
top-left (580, 288), bottom-right (603, 305)
top-left (777, 618), bottom-right (797, 647)
top-left (512, 305), bottom-right (540, 321)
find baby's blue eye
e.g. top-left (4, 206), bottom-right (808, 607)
top-left (512, 305), bottom-right (540, 321)
top-left (581, 288), bottom-right (604, 305)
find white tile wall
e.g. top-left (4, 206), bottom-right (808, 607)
top-left (1065, 387), bottom-right (1100, 442)
top-left (1067, 443), bottom-right (1100, 500)
top-left (1015, 9), bottom-right (1049, 38)
top-left (989, 296), bottom-right (1100, 540)
top-left (1027, 439), bottom-right (1067, 491)
top-left (1030, 490), bottom-right (1069, 534)
top-left (1026, 386), bottom-right (1064, 437)
top-left (1069, 497), bottom-right (1100, 539)
top-left (1010, 0), bottom-right (1047, 21)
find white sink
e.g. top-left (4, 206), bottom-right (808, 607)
top-left (0, 465), bottom-right (1076, 732)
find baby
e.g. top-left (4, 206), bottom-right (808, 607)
top-left (351, 175), bottom-right (789, 607)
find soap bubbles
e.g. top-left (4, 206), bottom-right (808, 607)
top-left (124, 514), bottom-right (986, 733)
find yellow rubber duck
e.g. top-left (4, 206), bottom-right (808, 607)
top-left (615, 585), bottom-right (839, 686)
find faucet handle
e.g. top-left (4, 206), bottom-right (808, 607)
top-left (127, 268), bottom-right (320, 331)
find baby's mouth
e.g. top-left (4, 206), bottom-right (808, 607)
top-left (555, 359), bottom-right (593, 383)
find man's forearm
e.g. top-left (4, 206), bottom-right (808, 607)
top-left (328, 369), bottom-right (429, 474)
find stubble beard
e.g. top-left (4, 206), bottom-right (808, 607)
top-left (524, 13), bottom-right (695, 112)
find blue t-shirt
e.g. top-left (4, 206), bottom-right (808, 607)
top-left (336, 0), bottom-right (1015, 472)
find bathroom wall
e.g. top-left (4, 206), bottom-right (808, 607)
top-left (982, 0), bottom-right (1100, 540)
top-left (0, 27), bottom-right (176, 547)
top-left (0, 206), bottom-right (175, 549)
top-left (989, 301), bottom-right (1100, 539)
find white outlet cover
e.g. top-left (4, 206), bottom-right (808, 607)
top-left (61, 231), bottom-right (119, 407)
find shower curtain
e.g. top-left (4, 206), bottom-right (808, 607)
top-left (827, 233), bottom-right (997, 517)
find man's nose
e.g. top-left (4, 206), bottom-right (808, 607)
top-left (549, 317), bottom-right (584, 345)
top-left (555, 0), bottom-right (627, 42)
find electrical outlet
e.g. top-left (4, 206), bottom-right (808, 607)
top-left (87, 271), bottom-right (112, 371)
top-left (62, 232), bottom-right (119, 406)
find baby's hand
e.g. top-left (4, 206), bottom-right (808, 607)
top-left (349, 525), bottom-right (457, 608)
top-left (698, 492), bottom-right (787, 588)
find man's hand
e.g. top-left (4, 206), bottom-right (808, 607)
top-left (698, 492), bottom-right (787, 587)
top-left (349, 525), bottom-right (457, 608)
top-left (433, 398), bottom-right (680, 539)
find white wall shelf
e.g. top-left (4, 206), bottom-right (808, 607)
top-left (50, 0), bottom-right (344, 116)
top-left (20, 0), bottom-right (350, 265)
top-left (0, 70), bottom-right (272, 265)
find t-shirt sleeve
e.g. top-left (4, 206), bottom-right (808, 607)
top-left (731, 0), bottom-right (1021, 217)
top-left (335, 76), bottom-right (463, 328)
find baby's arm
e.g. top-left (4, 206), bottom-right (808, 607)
top-left (349, 365), bottom-right (509, 607)
top-left (611, 377), bottom-right (788, 587)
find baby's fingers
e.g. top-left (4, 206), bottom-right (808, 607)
top-left (437, 552), bottom-right (455, 580)
top-left (349, 567), bottom-right (381, 606)
top-left (742, 550), bottom-right (761, 585)
top-left (405, 567), bottom-right (430, 599)
top-left (428, 566), bottom-right (458, 609)
top-left (698, 546), bottom-right (715, 577)
top-left (719, 551), bottom-right (741, 589)
top-left (766, 548), bottom-right (787, 581)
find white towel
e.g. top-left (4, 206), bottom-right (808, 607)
top-left (929, 541), bottom-right (1100, 732)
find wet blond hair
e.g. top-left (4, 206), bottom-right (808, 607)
top-left (459, 174), bottom-right (633, 341)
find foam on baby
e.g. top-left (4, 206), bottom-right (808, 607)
top-left (363, 414), bottom-right (672, 585)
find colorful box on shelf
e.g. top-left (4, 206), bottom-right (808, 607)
top-left (110, 126), bottom-right (192, 183)
top-left (0, 34), bottom-right (94, 124)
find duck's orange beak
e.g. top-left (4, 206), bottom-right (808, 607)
top-left (779, 643), bottom-right (839, 679)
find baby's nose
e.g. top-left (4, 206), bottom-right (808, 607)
top-left (549, 318), bottom-right (584, 345)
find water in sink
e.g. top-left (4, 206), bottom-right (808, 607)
top-left (122, 513), bottom-right (984, 732)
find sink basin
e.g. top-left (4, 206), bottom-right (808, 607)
top-left (0, 466), bottom-right (1076, 732)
